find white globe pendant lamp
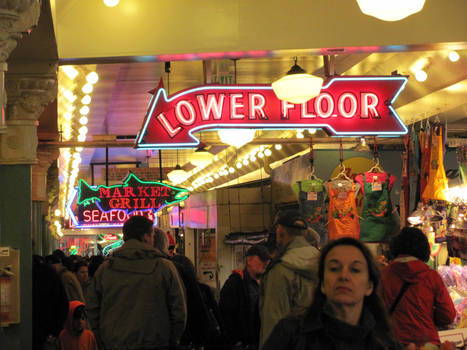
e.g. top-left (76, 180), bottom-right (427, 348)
top-left (217, 129), bottom-right (256, 148)
top-left (272, 57), bottom-right (323, 104)
top-left (356, 0), bottom-right (425, 21)
top-left (167, 165), bottom-right (188, 184)
top-left (190, 146), bottom-right (214, 168)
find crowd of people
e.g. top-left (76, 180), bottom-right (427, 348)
top-left (32, 210), bottom-right (458, 350)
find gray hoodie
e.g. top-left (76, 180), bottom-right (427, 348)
top-left (259, 236), bottom-right (319, 348)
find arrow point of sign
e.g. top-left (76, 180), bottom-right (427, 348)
top-left (148, 77), bottom-right (164, 95)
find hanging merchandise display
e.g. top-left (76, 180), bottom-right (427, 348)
top-left (327, 141), bottom-right (360, 241)
top-left (408, 125), bottom-right (421, 214)
top-left (355, 140), bottom-right (399, 242)
top-left (292, 137), bottom-right (328, 246)
top-left (327, 177), bottom-right (360, 241)
top-left (399, 133), bottom-right (410, 226)
top-left (356, 171), bottom-right (399, 242)
top-left (422, 123), bottom-right (449, 201)
top-left (419, 122), bottom-right (431, 196)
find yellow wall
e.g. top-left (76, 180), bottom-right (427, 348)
top-left (51, 0), bottom-right (467, 60)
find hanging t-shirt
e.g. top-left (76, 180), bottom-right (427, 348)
top-left (357, 172), bottom-right (399, 242)
top-left (327, 180), bottom-right (359, 241)
top-left (422, 125), bottom-right (449, 201)
top-left (292, 179), bottom-right (328, 245)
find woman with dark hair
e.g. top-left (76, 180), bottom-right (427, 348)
top-left (381, 227), bottom-right (455, 347)
top-left (262, 237), bottom-right (401, 350)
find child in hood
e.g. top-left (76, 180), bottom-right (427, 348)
top-left (58, 300), bottom-right (98, 350)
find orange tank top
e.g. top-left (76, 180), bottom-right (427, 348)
top-left (327, 180), bottom-right (360, 241)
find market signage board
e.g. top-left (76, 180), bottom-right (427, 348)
top-left (136, 76), bottom-right (408, 149)
top-left (66, 173), bottom-right (189, 228)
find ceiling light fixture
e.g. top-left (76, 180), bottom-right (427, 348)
top-left (217, 129), bottom-right (256, 148)
top-left (86, 72), bottom-right (99, 84)
top-left (103, 0), bottom-right (119, 7)
top-left (81, 95), bottom-right (91, 104)
top-left (82, 83), bottom-right (93, 94)
top-left (448, 51), bottom-right (460, 62)
top-left (272, 57), bottom-right (323, 104)
top-left (415, 69), bottom-right (427, 82)
top-left (167, 164), bottom-right (188, 184)
top-left (62, 66), bottom-right (79, 80)
top-left (79, 116), bottom-right (88, 125)
top-left (356, 0), bottom-right (425, 21)
top-left (190, 145), bottom-right (214, 168)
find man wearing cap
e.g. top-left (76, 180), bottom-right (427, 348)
top-left (86, 216), bottom-right (187, 350)
top-left (259, 209), bottom-right (320, 348)
top-left (219, 245), bottom-right (270, 350)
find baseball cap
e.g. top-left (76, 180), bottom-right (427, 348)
top-left (275, 209), bottom-right (308, 230)
top-left (245, 245), bottom-right (270, 262)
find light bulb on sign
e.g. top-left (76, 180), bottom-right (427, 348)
top-left (274, 144), bottom-right (282, 150)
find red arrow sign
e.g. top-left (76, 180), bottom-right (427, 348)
top-left (135, 76), bottom-right (408, 149)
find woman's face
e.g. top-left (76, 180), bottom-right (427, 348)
top-left (320, 245), bottom-right (373, 308)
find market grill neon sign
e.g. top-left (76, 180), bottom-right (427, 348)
top-left (66, 173), bottom-right (189, 228)
top-left (136, 76), bottom-right (408, 149)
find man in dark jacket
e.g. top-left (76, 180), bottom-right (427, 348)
top-left (219, 245), bottom-right (270, 350)
top-left (86, 216), bottom-right (187, 350)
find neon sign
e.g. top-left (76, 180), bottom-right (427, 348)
top-left (66, 173), bottom-right (189, 228)
top-left (136, 76), bottom-right (408, 149)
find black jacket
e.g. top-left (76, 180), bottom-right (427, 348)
top-left (219, 269), bottom-right (260, 349)
top-left (262, 303), bottom-right (401, 350)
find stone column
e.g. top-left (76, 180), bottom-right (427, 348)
top-left (0, 73), bottom-right (57, 164)
top-left (0, 0), bottom-right (41, 133)
top-left (32, 145), bottom-right (59, 202)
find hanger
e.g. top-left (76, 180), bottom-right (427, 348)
top-left (331, 163), bottom-right (351, 181)
top-left (368, 158), bottom-right (384, 173)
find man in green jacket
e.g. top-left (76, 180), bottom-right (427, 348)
top-left (86, 216), bottom-right (187, 350)
top-left (259, 209), bottom-right (319, 349)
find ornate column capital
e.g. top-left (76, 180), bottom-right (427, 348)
top-left (32, 145), bottom-right (58, 201)
top-left (0, 0), bottom-right (40, 61)
top-left (5, 73), bottom-right (57, 121)
top-left (0, 72), bottom-right (57, 164)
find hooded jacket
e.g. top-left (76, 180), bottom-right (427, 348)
top-left (86, 239), bottom-right (187, 350)
top-left (381, 256), bottom-right (456, 345)
top-left (58, 300), bottom-right (98, 350)
top-left (259, 236), bottom-right (319, 348)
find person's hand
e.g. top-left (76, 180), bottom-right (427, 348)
top-left (439, 341), bottom-right (456, 350)
top-left (377, 255), bottom-right (388, 267)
